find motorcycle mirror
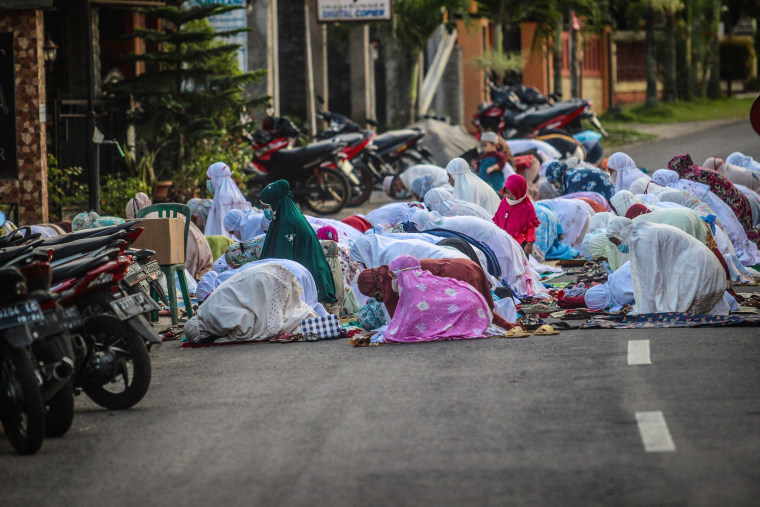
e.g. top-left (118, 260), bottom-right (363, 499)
top-left (366, 118), bottom-right (377, 127)
top-left (317, 95), bottom-right (325, 105)
top-left (0, 210), bottom-right (5, 229)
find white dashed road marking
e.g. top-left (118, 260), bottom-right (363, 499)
top-left (636, 411), bottom-right (676, 452)
top-left (627, 340), bottom-right (651, 365)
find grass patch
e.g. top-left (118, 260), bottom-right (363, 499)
top-left (600, 96), bottom-right (755, 124)
top-left (601, 126), bottom-right (658, 148)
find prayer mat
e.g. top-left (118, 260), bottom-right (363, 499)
top-left (582, 312), bottom-right (760, 329)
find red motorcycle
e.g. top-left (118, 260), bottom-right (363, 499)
top-left (244, 116), bottom-right (351, 214)
top-left (473, 82), bottom-right (608, 139)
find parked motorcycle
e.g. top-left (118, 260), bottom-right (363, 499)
top-left (473, 82), bottom-right (608, 139)
top-left (244, 116), bottom-right (351, 214)
top-left (2, 221), bottom-right (161, 412)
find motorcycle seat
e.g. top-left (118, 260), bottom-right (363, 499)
top-left (516, 99), bottom-right (586, 129)
top-left (37, 233), bottom-right (127, 261)
top-left (372, 129), bottom-right (424, 152)
top-left (271, 139), bottom-right (346, 170)
top-left (39, 220), bottom-right (141, 246)
top-left (328, 132), bottom-right (366, 146)
top-left (0, 240), bottom-right (44, 266)
top-left (50, 252), bottom-right (114, 284)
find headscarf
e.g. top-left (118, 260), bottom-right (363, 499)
top-left (223, 209), bottom-right (266, 241)
top-left (493, 174), bottom-right (540, 240)
top-left (610, 190), bottom-right (640, 217)
top-left (652, 169), bottom-right (680, 187)
top-left (726, 152), bottom-right (760, 172)
top-left (259, 179), bottom-right (336, 303)
top-left (383, 255), bottom-right (491, 343)
top-left (584, 284), bottom-right (612, 311)
top-left (607, 152), bottom-right (647, 194)
top-left (316, 226), bottom-right (339, 241)
top-left (188, 198), bottom-right (212, 229)
top-left (668, 154), bottom-right (755, 233)
top-left (704, 157), bottom-right (760, 192)
top-left (341, 215), bottom-right (373, 233)
top-left (185, 263), bottom-right (317, 344)
top-left (382, 176), bottom-right (395, 196)
top-left (204, 162), bottom-right (251, 237)
top-left (71, 211), bottom-right (125, 231)
top-left (629, 176), bottom-right (653, 196)
top-left (445, 158), bottom-right (501, 214)
top-left (126, 192), bottom-right (152, 220)
top-left (534, 204), bottom-right (579, 260)
top-left (423, 188), bottom-right (493, 220)
top-left (408, 208), bottom-right (444, 232)
top-left (411, 174), bottom-right (435, 199)
top-left (625, 204), bottom-right (652, 219)
top-left (196, 271), bottom-right (219, 302)
top-left (588, 233), bottom-right (609, 260)
top-left (605, 216), bottom-right (634, 245)
top-left (544, 160), bottom-right (615, 200)
top-left (357, 259), bottom-right (510, 329)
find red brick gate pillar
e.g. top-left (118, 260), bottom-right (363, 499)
top-left (0, 9), bottom-right (48, 225)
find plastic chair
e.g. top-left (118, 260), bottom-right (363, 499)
top-left (136, 203), bottom-right (194, 325)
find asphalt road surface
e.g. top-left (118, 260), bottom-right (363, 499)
top-left (2, 121), bottom-right (759, 506)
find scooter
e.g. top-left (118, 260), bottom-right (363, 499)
top-left (473, 82), bottom-right (608, 139)
top-left (244, 116), bottom-right (351, 214)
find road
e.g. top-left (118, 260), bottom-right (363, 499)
top-left (605, 119), bottom-right (760, 171)
top-left (2, 121), bottom-right (760, 506)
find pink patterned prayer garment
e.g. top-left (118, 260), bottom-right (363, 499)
top-left (385, 255), bottom-right (492, 343)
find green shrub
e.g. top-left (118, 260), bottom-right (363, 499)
top-left (47, 154), bottom-right (87, 220)
top-left (99, 176), bottom-right (150, 217)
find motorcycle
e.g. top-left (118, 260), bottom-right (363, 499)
top-left (473, 82), bottom-right (608, 139)
top-left (244, 116), bottom-right (351, 214)
top-left (3, 221), bottom-right (161, 411)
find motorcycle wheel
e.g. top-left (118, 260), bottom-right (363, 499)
top-left (82, 315), bottom-right (151, 410)
top-left (302, 167), bottom-right (349, 215)
top-left (45, 380), bottom-right (74, 437)
top-left (346, 165), bottom-right (373, 207)
top-left (0, 347), bottom-right (45, 454)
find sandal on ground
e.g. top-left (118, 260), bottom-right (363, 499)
top-left (504, 326), bottom-right (531, 338)
top-left (533, 324), bottom-right (560, 336)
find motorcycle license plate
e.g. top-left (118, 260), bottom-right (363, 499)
top-left (124, 262), bottom-right (147, 286)
top-left (143, 261), bottom-right (162, 280)
top-left (0, 300), bottom-right (44, 331)
top-left (30, 306), bottom-right (83, 339)
top-left (110, 292), bottom-right (160, 320)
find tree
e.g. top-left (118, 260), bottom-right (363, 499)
top-left (659, 0), bottom-right (683, 102)
top-left (109, 0), bottom-right (267, 181)
top-left (392, 0), bottom-right (469, 121)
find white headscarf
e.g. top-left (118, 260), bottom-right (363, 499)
top-left (398, 164), bottom-right (450, 192)
top-left (605, 216), bottom-right (634, 245)
top-left (204, 162), bottom-right (251, 237)
top-left (363, 203), bottom-right (416, 229)
top-left (628, 176), bottom-right (653, 196)
top-left (196, 271), bottom-right (219, 302)
top-left (423, 188), bottom-right (493, 220)
top-left (610, 190), bottom-right (642, 217)
top-left (607, 152), bottom-right (647, 194)
top-left (349, 234), bottom-right (469, 268)
top-left (726, 152), bottom-right (760, 172)
top-left (704, 157), bottom-right (760, 192)
top-left (187, 263), bottom-right (316, 344)
top-left (445, 158), bottom-right (501, 214)
top-left (223, 209), bottom-right (265, 242)
top-left (533, 198), bottom-right (591, 249)
top-left (628, 222), bottom-right (727, 314)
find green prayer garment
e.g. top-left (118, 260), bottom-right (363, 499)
top-left (205, 235), bottom-right (236, 260)
top-left (259, 180), bottom-right (337, 303)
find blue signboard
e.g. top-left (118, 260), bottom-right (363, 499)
top-left (191, 0), bottom-right (248, 72)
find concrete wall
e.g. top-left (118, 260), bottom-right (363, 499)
top-left (0, 9), bottom-right (48, 224)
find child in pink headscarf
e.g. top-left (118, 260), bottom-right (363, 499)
top-left (383, 255), bottom-right (492, 343)
top-left (493, 174), bottom-right (541, 256)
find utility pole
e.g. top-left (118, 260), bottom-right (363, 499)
top-left (84, 0), bottom-right (99, 213)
